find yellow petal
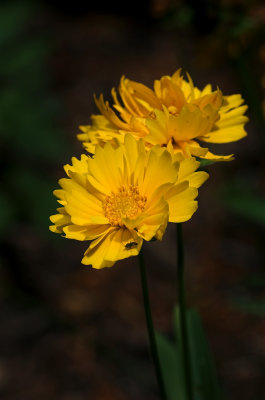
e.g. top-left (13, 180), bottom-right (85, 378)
top-left (145, 109), bottom-right (170, 145)
top-left (125, 78), bottom-right (161, 110)
top-left (104, 228), bottom-right (143, 261)
top-left (123, 133), bottom-right (141, 179)
top-left (178, 157), bottom-right (200, 179)
top-left (155, 75), bottom-right (186, 109)
top-left (169, 104), bottom-right (217, 141)
top-left (165, 185), bottom-right (199, 222)
top-left (132, 151), bottom-right (146, 187)
top-left (90, 216), bottom-right (110, 224)
top-left (200, 124), bottom-right (247, 143)
top-left (94, 94), bottom-right (129, 130)
top-left (183, 171), bottom-right (209, 188)
top-left (203, 150), bottom-right (234, 161)
top-left (87, 142), bottom-right (124, 192)
top-left (64, 189), bottom-right (104, 226)
top-left (142, 147), bottom-right (178, 196)
top-left (64, 154), bottom-right (89, 177)
top-left (82, 228), bottom-right (142, 268)
top-left (81, 229), bottom-right (116, 268)
top-left (200, 83), bottom-right (212, 96)
top-left (91, 114), bottom-right (115, 129)
top-left (63, 224), bottom-right (111, 241)
top-left (49, 213), bottom-right (71, 233)
top-left (217, 105), bottom-right (248, 128)
top-left (189, 146), bottom-right (208, 157)
top-left (193, 89), bottom-right (223, 110)
top-left (137, 196), bottom-right (169, 241)
top-left (177, 157), bottom-right (209, 187)
top-left (53, 189), bottom-right (66, 204)
top-left (221, 94), bottom-right (244, 111)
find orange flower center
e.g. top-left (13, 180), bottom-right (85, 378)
top-left (103, 185), bottom-right (147, 226)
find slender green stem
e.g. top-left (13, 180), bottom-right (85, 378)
top-left (138, 250), bottom-right (167, 400)
top-left (177, 223), bottom-right (193, 400)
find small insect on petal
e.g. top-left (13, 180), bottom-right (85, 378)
top-left (125, 241), bottom-right (138, 249)
top-left (50, 134), bottom-right (208, 268)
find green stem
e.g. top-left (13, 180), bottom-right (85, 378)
top-left (177, 223), bottom-right (193, 400)
top-left (138, 250), bottom-right (168, 400)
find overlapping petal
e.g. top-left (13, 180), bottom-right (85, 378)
top-left (78, 69), bottom-right (248, 161)
top-left (50, 135), bottom-right (208, 268)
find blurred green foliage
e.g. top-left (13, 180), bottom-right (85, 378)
top-left (156, 307), bottom-right (222, 400)
top-left (0, 1), bottom-right (69, 237)
top-left (223, 182), bottom-right (265, 226)
top-left (231, 297), bottom-right (265, 317)
top-left (156, 331), bottom-right (186, 400)
top-left (229, 273), bottom-right (265, 317)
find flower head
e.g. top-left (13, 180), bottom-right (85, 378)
top-left (50, 134), bottom-right (208, 268)
top-left (78, 69), bottom-right (248, 161)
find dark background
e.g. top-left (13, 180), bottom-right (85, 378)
top-left (0, 0), bottom-right (265, 399)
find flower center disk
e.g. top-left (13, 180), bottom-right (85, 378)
top-left (103, 185), bottom-right (147, 226)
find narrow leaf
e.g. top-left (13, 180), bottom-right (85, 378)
top-left (155, 331), bottom-right (187, 400)
top-left (174, 307), bottom-right (222, 400)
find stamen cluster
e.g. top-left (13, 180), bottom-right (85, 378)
top-left (103, 185), bottom-right (147, 226)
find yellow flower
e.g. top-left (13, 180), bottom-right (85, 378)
top-left (78, 69), bottom-right (248, 161)
top-left (50, 134), bottom-right (208, 269)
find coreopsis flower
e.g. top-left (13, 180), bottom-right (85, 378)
top-left (50, 134), bottom-right (208, 269)
top-left (78, 69), bottom-right (248, 161)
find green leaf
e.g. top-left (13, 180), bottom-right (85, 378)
top-left (231, 297), bottom-right (265, 317)
top-left (0, 1), bottom-right (35, 46)
top-left (0, 193), bottom-right (15, 236)
top-left (7, 168), bottom-right (58, 232)
top-left (160, 5), bottom-right (194, 30)
top-left (174, 307), bottom-right (222, 400)
top-left (155, 308), bottom-right (222, 400)
top-left (0, 89), bottom-right (68, 161)
top-left (155, 331), bottom-right (187, 400)
top-left (1, 37), bottom-right (51, 81)
top-left (223, 187), bottom-right (265, 225)
top-left (242, 273), bottom-right (265, 289)
top-left (197, 158), bottom-right (217, 168)
top-left (231, 16), bottom-right (255, 37)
